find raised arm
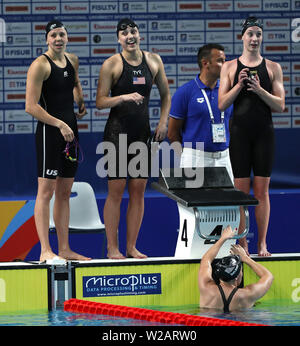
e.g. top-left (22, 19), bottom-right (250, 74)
top-left (230, 244), bottom-right (273, 305)
top-left (198, 226), bottom-right (236, 289)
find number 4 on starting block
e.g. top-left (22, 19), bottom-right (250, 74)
top-left (174, 204), bottom-right (248, 259)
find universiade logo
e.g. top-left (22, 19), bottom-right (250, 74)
top-left (96, 134), bottom-right (204, 188)
top-left (0, 18), bottom-right (6, 43)
top-left (292, 18), bottom-right (300, 43)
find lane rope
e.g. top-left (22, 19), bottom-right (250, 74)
top-left (64, 298), bottom-right (265, 326)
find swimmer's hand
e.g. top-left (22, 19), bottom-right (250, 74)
top-left (230, 244), bottom-right (249, 262)
top-left (58, 121), bottom-right (74, 142)
top-left (246, 73), bottom-right (262, 95)
top-left (121, 92), bottom-right (144, 106)
top-left (238, 68), bottom-right (249, 88)
top-left (155, 122), bottom-right (167, 142)
top-left (76, 104), bottom-right (87, 119)
top-left (220, 225), bottom-right (237, 240)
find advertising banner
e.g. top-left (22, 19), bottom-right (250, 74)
top-left (75, 261), bottom-right (200, 306)
top-left (243, 258), bottom-right (300, 304)
top-left (0, 266), bottom-right (49, 313)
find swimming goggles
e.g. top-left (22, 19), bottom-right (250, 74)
top-left (118, 23), bottom-right (138, 31)
top-left (63, 138), bottom-right (83, 163)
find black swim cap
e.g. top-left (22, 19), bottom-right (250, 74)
top-left (241, 16), bottom-right (263, 36)
top-left (45, 20), bottom-right (66, 39)
top-left (116, 18), bottom-right (139, 36)
top-left (212, 255), bottom-right (242, 282)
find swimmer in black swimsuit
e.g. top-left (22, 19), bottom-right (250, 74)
top-left (96, 18), bottom-right (171, 259)
top-left (26, 20), bottom-right (90, 262)
top-left (218, 17), bottom-right (285, 256)
top-left (199, 226), bottom-right (273, 312)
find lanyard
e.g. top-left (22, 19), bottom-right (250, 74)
top-left (194, 77), bottom-right (224, 124)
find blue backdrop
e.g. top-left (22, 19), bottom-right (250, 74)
top-left (1, 128), bottom-right (300, 199)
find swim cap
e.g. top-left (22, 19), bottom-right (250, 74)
top-left (212, 255), bottom-right (242, 282)
top-left (116, 18), bottom-right (139, 36)
top-left (45, 20), bottom-right (66, 39)
top-left (241, 16), bottom-right (263, 36)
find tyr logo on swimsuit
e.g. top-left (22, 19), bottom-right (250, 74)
top-left (133, 70), bottom-right (142, 76)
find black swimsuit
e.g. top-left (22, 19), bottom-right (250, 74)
top-left (229, 58), bottom-right (274, 178)
top-left (35, 54), bottom-right (78, 179)
top-left (103, 51), bottom-right (153, 179)
top-left (217, 284), bottom-right (239, 313)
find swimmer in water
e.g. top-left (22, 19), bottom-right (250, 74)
top-left (198, 225), bottom-right (273, 312)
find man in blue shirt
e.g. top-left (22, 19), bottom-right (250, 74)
top-left (168, 43), bottom-right (234, 181)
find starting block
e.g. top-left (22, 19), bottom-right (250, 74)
top-left (152, 167), bottom-right (258, 259)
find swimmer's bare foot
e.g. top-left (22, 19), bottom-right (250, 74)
top-left (107, 249), bottom-right (126, 260)
top-left (40, 251), bottom-right (63, 263)
top-left (59, 249), bottom-right (91, 261)
top-left (238, 237), bottom-right (250, 256)
top-left (126, 247), bottom-right (147, 259)
top-left (257, 243), bottom-right (271, 257)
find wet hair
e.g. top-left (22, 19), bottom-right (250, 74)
top-left (197, 43), bottom-right (224, 68)
top-left (212, 255), bottom-right (242, 283)
top-left (116, 18), bottom-right (139, 36)
top-left (45, 20), bottom-right (66, 40)
top-left (241, 16), bottom-right (263, 36)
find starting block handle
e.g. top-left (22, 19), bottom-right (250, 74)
top-left (194, 206), bottom-right (249, 240)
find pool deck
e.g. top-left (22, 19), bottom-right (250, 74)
top-left (1, 253), bottom-right (300, 314)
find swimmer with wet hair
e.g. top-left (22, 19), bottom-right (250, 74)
top-left (198, 226), bottom-right (273, 312)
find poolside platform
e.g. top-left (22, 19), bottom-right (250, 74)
top-left (1, 253), bottom-right (300, 314)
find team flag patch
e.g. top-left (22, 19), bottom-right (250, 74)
top-left (133, 76), bottom-right (145, 84)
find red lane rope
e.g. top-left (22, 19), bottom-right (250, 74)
top-left (64, 298), bottom-right (265, 326)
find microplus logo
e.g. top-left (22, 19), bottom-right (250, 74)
top-left (83, 273), bottom-right (161, 297)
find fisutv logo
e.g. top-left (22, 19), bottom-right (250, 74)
top-left (83, 273), bottom-right (161, 297)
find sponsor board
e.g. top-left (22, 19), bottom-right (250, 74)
top-left (0, 268), bottom-right (48, 313)
top-left (243, 259), bottom-right (300, 304)
top-left (83, 273), bottom-right (161, 297)
top-left (0, 3), bottom-right (297, 133)
top-left (75, 262), bottom-right (199, 306)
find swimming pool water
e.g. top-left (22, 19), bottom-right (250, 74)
top-left (0, 310), bottom-right (168, 326)
top-left (0, 302), bottom-right (299, 326)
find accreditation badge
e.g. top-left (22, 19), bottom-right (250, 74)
top-left (212, 123), bottom-right (226, 143)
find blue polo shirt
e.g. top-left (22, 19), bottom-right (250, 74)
top-left (170, 76), bottom-right (233, 152)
